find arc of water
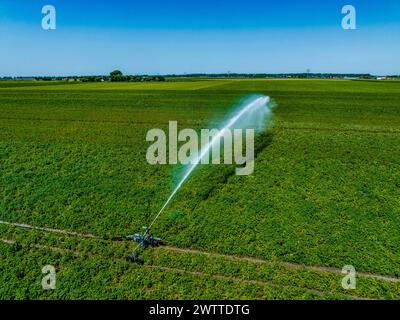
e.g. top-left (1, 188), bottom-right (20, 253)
top-left (147, 96), bottom-right (270, 230)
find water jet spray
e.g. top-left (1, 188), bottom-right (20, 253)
top-left (125, 95), bottom-right (275, 263)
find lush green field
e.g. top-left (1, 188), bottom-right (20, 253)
top-left (0, 79), bottom-right (399, 299)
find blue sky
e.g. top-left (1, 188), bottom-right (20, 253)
top-left (1, 0), bottom-right (399, 76)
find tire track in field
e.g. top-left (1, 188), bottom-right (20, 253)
top-left (279, 125), bottom-right (400, 135)
top-left (3, 116), bottom-right (400, 134)
top-left (0, 116), bottom-right (193, 126)
top-left (0, 220), bottom-right (97, 238)
top-left (0, 238), bottom-right (367, 300)
top-left (159, 246), bottom-right (400, 284)
top-left (1, 219), bottom-right (399, 283)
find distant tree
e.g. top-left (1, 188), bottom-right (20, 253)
top-left (107, 70), bottom-right (164, 82)
top-left (110, 70), bottom-right (123, 77)
top-left (109, 70), bottom-right (124, 82)
top-left (130, 76), bottom-right (141, 82)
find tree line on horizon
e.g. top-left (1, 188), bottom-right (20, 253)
top-left (28, 70), bottom-right (166, 82)
top-left (2, 71), bottom-right (399, 81)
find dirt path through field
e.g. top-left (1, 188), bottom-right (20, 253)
top-left (1, 219), bottom-right (399, 283)
top-left (1, 238), bottom-right (370, 300)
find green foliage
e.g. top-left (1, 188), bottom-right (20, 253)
top-left (0, 79), bottom-right (399, 299)
top-left (109, 70), bottom-right (123, 78)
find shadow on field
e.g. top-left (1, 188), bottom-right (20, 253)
top-left (194, 130), bottom-right (274, 205)
top-left (254, 131), bottom-right (274, 159)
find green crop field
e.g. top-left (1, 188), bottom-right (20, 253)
top-left (1, 79), bottom-right (399, 300)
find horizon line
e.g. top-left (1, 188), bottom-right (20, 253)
top-left (2, 72), bottom-right (399, 79)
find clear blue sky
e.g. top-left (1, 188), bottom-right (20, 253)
top-left (1, 0), bottom-right (399, 76)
